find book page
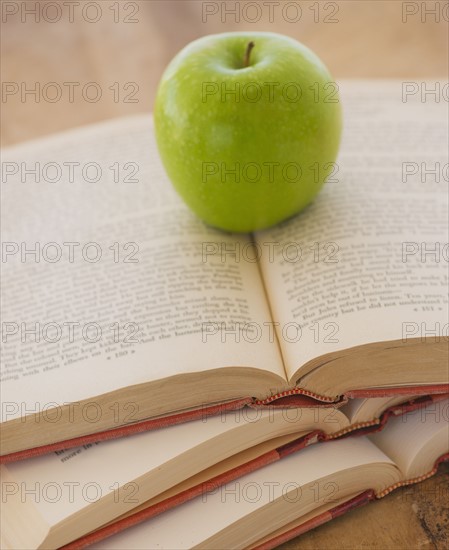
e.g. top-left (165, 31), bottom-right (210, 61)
top-left (1, 116), bottom-right (286, 422)
top-left (1, 406), bottom-right (347, 531)
top-left (370, 398), bottom-right (449, 479)
top-left (89, 399), bottom-right (447, 550)
top-left (1, 410), bottom-right (273, 530)
top-left (1, 406), bottom-right (351, 549)
top-left (255, 81), bottom-right (448, 381)
top-left (340, 395), bottom-right (422, 425)
top-left (91, 437), bottom-right (398, 550)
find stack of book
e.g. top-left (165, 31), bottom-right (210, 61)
top-left (1, 81), bottom-right (448, 549)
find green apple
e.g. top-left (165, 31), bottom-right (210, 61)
top-left (154, 32), bottom-right (342, 233)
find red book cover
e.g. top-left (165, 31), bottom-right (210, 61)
top-left (2, 386), bottom-right (448, 464)
top-left (59, 395), bottom-right (448, 550)
top-left (252, 453), bottom-right (449, 550)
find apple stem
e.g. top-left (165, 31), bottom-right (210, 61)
top-left (243, 41), bottom-right (255, 68)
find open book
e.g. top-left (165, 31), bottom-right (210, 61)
top-left (0, 395), bottom-right (446, 550)
top-left (78, 399), bottom-right (449, 549)
top-left (1, 81), bottom-right (448, 460)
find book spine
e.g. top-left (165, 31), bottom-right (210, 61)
top-left (375, 453), bottom-right (449, 498)
top-left (252, 388), bottom-right (339, 406)
top-left (328, 393), bottom-right (449, 439)
top-left (3, 393), bottom-right (447, 464)
top-left (252, 384), bottom-right (449, 408)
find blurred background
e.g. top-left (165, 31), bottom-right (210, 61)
top-left (1, 1), bottom-right (448, 548)
top-left (2, 0), bottom-right (448, 146)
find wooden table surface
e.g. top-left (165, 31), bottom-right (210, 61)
top-left (2, 1), bottom-right (448, 548)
